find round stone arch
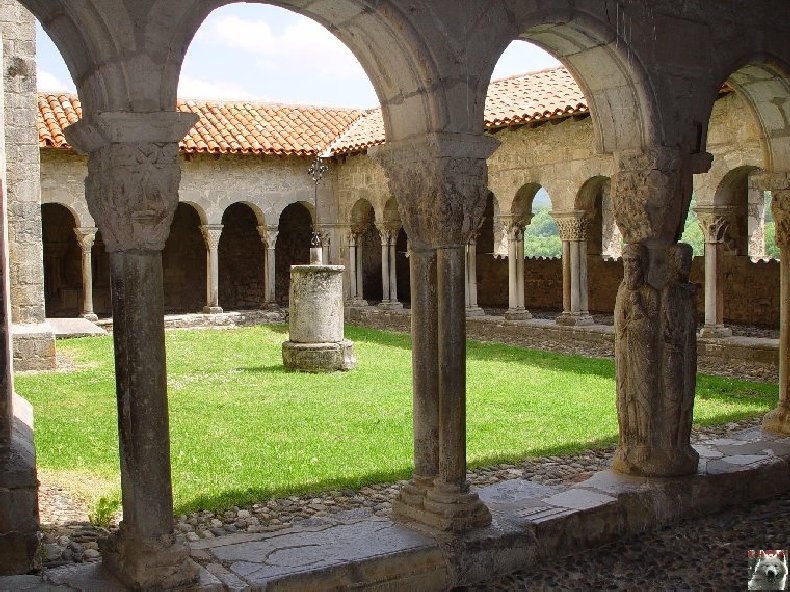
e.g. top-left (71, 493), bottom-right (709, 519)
top-left (350, 198), bottom-right (383, 302)
top-left (219, 202), bottom-right (266, 310)
top-left (702, 57), bottom-right (790, 174)
top-left (486, 2), bottom-right (662, 154)
top-left (41, 202), bottom-right (82, 317)
top-left (162, 202), bottom-right (206, 313)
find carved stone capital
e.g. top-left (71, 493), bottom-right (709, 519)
top-left (694, 206), bottom-right (733, 244)
top-left (64, 111), bottom-right (198, 253)
top-left (258, 225), bottom-right (279, 248)
top-left (73, 227), bottom-right (98, 251)
top-left (551, 210), bottom-right (590, 242)
top-left (773, 190), bottom-right (790, 250)
top-left (498, 215), bottom-right (531, 241)
top-left (370, 133), bottom-right (499, 249)
top-left (200, 225), bottom-right (223, 251)
top-left (612, 146), bottom-right (693, 247)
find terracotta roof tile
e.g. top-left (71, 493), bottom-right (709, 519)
top-left (37, 67), bottom-right (592, 156)
top-left (38, 95), bottom-right (363, 156)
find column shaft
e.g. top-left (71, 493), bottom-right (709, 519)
top-left (561, 240), bottom-right (571, 314)
top-left (356, 244), bottom-right (365, 301)
top-left (579, 239), bottom-right (589, 314)
top-left (109, 252), bottom-right (174, 538)
top-left (507, 239), bottom-right (517, 310)
top-left (389, 242), bottom-right (398, 302)
top-left (435, 246), bottom-right (467, 487)
top-left (81, 247), bottom-right (95, 318)
top-left (348, 242), bottom-right (358, 301)
top-left (516, 236), bottom-right (525, 309)
top-left (570, 241), bottom-right (580, 314)
top-left (207, 247), bottom-right (219, 309)
top-left (468, 242), bottom-right (479, 308)
top-left (266, 247), bottom-right (277, 304)
top-left (380, 237), bottom-right (390, 303)
top-left (704, 242), bottom-right (717, 327)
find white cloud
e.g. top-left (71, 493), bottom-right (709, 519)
top-left (37, 68), bottom-right (73, 92)
top-left (210, 15), bottom-right (366, 80)
top-left (178, 75), bottom-right (257, 100)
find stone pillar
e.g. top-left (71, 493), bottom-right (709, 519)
top-left (1, 4), bottom-right (55, 370)
top-left (601, 180), bottom-right (623, 259)
top-left (610, 147), bottom-right (707, 478)
top-left (389, 233), bottom-right (399, 304)
top-left (372, 133), bottom-right (495, 531)
top-left (200, 224), bottom-right (223, 314)
top-left (65, 111), bottom-right (199, 589)
top-left (376, 223), bottom-right (391, 306)
top-left (351, 226), bottom-right (367, 305)
top-left (756, 173), bottom-right (790, 435)
top-left (502, 218), bottom-right (531, 321)
top-left (553, 211), bottom-right (593, 326)
top-left (466, 235), bottom-right (484, 316)
top-left (74, 227), bottom-right (98, 321)
top-left (695, 206), bottom-right (732, 337)
top-left (347, 231), bottom-right (358, 304)
top-left (257, 225), bottom-right (278, 308)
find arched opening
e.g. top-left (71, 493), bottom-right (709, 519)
top-left (477, 193), bottom-right (507, 308)
top-left (275, 202), bottom-right (312, 304)
top-left (162, 203), bottom-right (206, 314)
top-left (350, 198), bottom-right (381, 303)
top-left (517, 185), bottom-right (560, 258)
top-left (91, 231), bottom-right (111, 317)
top-left (395, 227), bottom-right (409, 303)
top-left (41, 203), bottom-right (80, 317)
top-left (219, 203), bottom-right (265, 310)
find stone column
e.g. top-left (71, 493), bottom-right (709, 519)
top-left (553, 211), bottom-right (593, 326)
top-left (352, 226), bottom-right (367, 305)
top-left (257, 225), bottom-right (278, 308)
top-left (347, 231), bottom-right (358, 304)
top-left (372, 133), bottom-right (494, 531)
top-left (695, 206), bottom-right (732, 337)
top-left (200, 224), bottom-right (223, 314)
top-left (502, 218), bottom-right (531, 320)
top-left (756, 173), bottom-right (790, 435)
top-left (65, 111), bottom-right (199, 589)
top-left (466, 235), bottom-right (484, 316)
top-left (376, 223), bottom-right (391, 306)
top-left (388, 231), bottom-right (400, 305)
top-left (74, 227), bottom-right (98, 321)
top-left (610, 146), bottom-right (708, 478)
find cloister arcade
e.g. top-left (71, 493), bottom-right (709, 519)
top-left (1, 0), bottom-right (789, 588)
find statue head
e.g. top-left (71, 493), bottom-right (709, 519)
top-left (622, 243), bottom-right (648, 290)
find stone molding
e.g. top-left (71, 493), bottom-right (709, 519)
top-left (200, 225), bottom-right (223, 251)
top-left (63, 111), bottom-right (198, 253)
top-left (370, 133), bottom-right (499, 249)
top-left (551, 210), bottom-right (591, 242)
top-left (73, 227), bottom-right (98, 251)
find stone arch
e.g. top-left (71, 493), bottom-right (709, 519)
top-left (511, 183), bottom-right (543, 219)
top-left (180, 200), bottom-right (208, 226)
top-left (705, 59), bottom-right (790, 173)
top-left (41, 203), bottom-right (81, 317)
top-left (710, 166), bottom-right (762, 257)
top-left (219, 202), bottom-right (266, 310)
top-left (275, 202), bottom-right (312, 304)
top-left (383, 197), bottom-right (400, 225)
top-left (162, 202), bottom-right (206, 313)
top-left (499, 4), bottom-right (662, 153)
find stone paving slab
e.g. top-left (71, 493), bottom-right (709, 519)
top-left (46, 317), bottom-right (107, 339)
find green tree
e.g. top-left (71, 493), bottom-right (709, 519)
top-left (765, 221), bottom-right (781, 259)
top-left (523, 206), bottom-right (562, 257)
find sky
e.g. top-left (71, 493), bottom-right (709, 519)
top-left (35, 3), bottom-right (560, 108)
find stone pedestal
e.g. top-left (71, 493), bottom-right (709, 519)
top-left (282, 265), bottom-right (355, 372)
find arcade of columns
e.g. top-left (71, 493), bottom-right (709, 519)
top-left (1, 0), bottom-right (789, 589)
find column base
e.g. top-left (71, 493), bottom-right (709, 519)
top-left (260, 302), bottom-right (281, 311)
top-left (12, 323), bottom-right (56, 371)
top-left (378, 301), bottom-right (404, 310)
top-left (416, 484), bottom-right (492, 531)
top-left (0, 396), bottom-right (40, 576)
top-left (763, 405), bottom-right (790, 436)
top-left (555, 312), bottom-right (594, 326)
top-left (100, 523), bottom-right (198, 590)
top-left (282, 340), bottom-right (356, 372)
top-left (81, 312), bottom-right (99, 322)
top-left (465, 306), bottom-right (485, 317)
top-left (202, 306), bottom-right (223, 314)
top-left (699, 324), bottom-right (732, 338)
top-left (612, 444), bottom-right (699, 477)
top-left (504, 308), bottom-right (532, 321)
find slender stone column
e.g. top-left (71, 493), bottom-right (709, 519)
top-left (757, 175), bottom-right (790, 435)
top-left (695, 206), bottom-right (732, 338)
top-left (610, 146), bottom-right (705, 478)
top-left (553, 211), bottom-right (593, 326)
top-left (65, 111), bottom-right (199, 589)
top-left (466, 235), bottom-right (484, 316)
top-left (74, 227), bottom-right (98, 321)
top-left (257, 225), bottom-right (278, 308)
top-left (200, 225), bottom-right (223, 314)
top-left (503, 218), bottom-right (531, 320)
top-left (372, 133), bottom-right (495, 531)
top-left (389, 239), bottom-right (399, 303)
top-left (377, 224), bottom-right (391, 306)
top-left (347, 232), bottom-right (358, 303)
top-left (352, 227), bottom-right (367, 305)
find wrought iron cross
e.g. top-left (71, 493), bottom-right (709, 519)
top-left (308, 153), bottom-right (329, 251)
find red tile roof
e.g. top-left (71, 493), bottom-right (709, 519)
top-left (38, 94), bottom-right (363, 156)
top-left (38, 66), bottom-right (590, 157)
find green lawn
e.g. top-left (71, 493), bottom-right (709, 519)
top-left (15, 325), bottom-right (778, 514)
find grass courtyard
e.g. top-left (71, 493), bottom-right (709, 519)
top-left (16, 325), bottom-right (778, 515)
